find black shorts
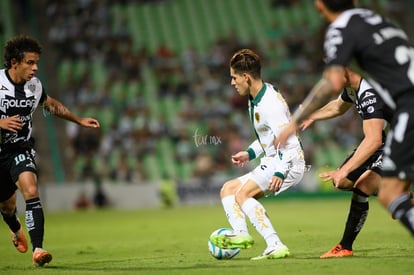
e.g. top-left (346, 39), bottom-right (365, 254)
top-left (382, 93), bottom-right (414, 180)
top-left (0, 145), bottom-right (37, 202)
top-left (341, 148), bottom-right (383, 183)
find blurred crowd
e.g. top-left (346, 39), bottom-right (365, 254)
top-left (42, 0), bottom-right (404, 186)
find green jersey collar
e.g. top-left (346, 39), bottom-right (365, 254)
top-left (249, 82), bottom-right (266, 105)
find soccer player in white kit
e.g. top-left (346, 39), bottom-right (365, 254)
top-left (210, 49), bottom-right (306, 260)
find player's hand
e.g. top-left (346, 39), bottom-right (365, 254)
top-left (0, 115), bottom-right (23, 132)
top-left (273, 121), bottom-right (298, 148)
top-left (231, 151), bottom-right (249, 167)
top-left (79, 118), bottom-right (100, 128)
top-left (319, 169), bottom-right (350, 189)
top-left (300, 119), bottom-right (314, 131)
top-left (269, 175), bottom-right (284, 193)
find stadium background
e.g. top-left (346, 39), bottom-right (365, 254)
top-left (1, 0), bottom-right (413, 210)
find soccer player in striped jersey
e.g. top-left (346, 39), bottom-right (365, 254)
top-left (301, 68), bottom-right (393, 257)
top-left (275, 0), bottom-right (414, 237)
top-left (210, 49), bottom-right (306, 260)
top-left (0, 34), bottom-right (100, 266)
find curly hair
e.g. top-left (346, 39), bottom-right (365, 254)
top-left (4, 34), bottom-right (42, 69)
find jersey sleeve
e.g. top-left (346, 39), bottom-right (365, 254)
top-left (246, 140), bottom-right (263, 160)
top-left (359, 88), bottom-right (386, 120)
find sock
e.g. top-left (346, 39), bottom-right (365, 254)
top-left (1, 209), bottom-right (21, 233)
top-left (25, 198), bottom-right (45, 251)
top-left (340, 189), bottom-right (369, 250)
top-left (388, 193), bottom-right (414, 236)
top-left (241, 198), bottom-right (282, 247)
top-left (222, 195), bottom-right (248, 233)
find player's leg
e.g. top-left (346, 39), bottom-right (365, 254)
top-left (234, 179), bottom-right (289, 259)
top-left (380, 108), bottom-right (414, 236)
top-left (321, 171), bottom-right (380, 258)
top-left (379, 177), bottom-right (413, 235)
top-left (0, 193), bottom-right (28, 253)
top-left (220, 177), bottom-right (249, 235)
top-left (16, 171), bottom-right (52, 266)
top-left (243, 157), bottom-right (305, 259)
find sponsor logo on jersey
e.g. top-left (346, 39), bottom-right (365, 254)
top-left (361, 91), bottom-right (375, 100)
top-left (361, 97), bottom-right (376, 108)
top-left (0, 98), bottom-right (37, 109)
top-left (367, 106), bottom-right (375, 113)
top-left (0, 85), bottom-right (8, 90)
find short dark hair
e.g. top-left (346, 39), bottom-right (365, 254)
top-left (321, 0), bottom-right (355, 12)
top-left (229, 49), bottom-right (261, 78)
top-left (4, 34), bottom-right (42, 69)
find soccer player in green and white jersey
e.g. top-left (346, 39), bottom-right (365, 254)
top-left (210, 49), bottom-right (306, 260)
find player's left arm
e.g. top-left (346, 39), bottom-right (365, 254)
top-left (42, 95), bottom-right (100, 128)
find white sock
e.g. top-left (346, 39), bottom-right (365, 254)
top-left (241, 198), bottom-right (283, 247)
top-left (222, 195), bottom-right (248, 234)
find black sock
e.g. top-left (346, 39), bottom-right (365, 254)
top-left (388, 193), bottom-right (414, 236)
top-left (1, 209), bottom-right (21, 233)
top-left (340, 189), bottom-right (369, 250)
top-left (25, 198), bottom-right (45, 251)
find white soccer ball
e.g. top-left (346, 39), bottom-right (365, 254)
top-left (208, 228), bottom-right (240, 260)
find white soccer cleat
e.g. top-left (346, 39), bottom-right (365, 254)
top-left (251, 244), bottom-right (290, 260)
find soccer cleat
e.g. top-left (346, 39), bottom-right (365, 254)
top-left (251, 245), bottom-right (290, 260)
top-left (10, 220), bottom-right (28, 253)
top-left (320, 244), bottom-right (353, 258)
top-left (210, 233), bottom-right (254, 249)
top-left (33, 248), bottom-right (53, 267)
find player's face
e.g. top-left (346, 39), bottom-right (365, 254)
top-left (12, 52), bottom-right (39, 84)
top-left (230, 68), bottom-right (249, 96)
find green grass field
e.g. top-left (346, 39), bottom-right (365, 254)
top-left (0, 196), bottom-right (412, 275)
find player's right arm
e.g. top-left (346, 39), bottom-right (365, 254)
top-left (320, 118), bottom-right (384, 187)
top-left (300, 95), bottom-right (352, 130)
top-left (232, 140), bottom-right (262, 167)
top-left (0, 115), bottom-right (23, 133)
top-left (274, 65), bottom-right (347, 146)
top-left (231, 151), bottom-right (249, 167)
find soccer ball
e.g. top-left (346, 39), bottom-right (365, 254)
top-left (208, 228), bottom-right (240, 260)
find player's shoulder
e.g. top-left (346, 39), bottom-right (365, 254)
top-left (25, 76), bottom-right (44, 96)
top-left (263, 82), bottom-right (288, 105)
top-left (357, 79), bottom-right (380, 100)
top-left (331, 8), bottom-right (377, 29)
top-left (0, 69), bottom-right (6, 80)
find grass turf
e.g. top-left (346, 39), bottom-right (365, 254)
top-left (0, 196), bottom-right (412, 274)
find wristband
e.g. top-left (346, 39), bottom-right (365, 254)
top-left (273, 172), bottom-right (285, 180)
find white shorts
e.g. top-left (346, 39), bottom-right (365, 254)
top-left (238, 153), bottom-right (305, 196)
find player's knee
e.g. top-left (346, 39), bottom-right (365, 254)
top-left (234, 191), bottom-right (249, 206)
top-left (220, 180), bottom-right (239, 198)
top-left (0, 201), bottom-right (16, 216)
top-left (20, 185), bottom-right (40, 200)
top-left (376, 188), bottom-right (388, 207)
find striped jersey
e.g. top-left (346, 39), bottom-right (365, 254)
top-left (0, 69), bottom-right (47, 147)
